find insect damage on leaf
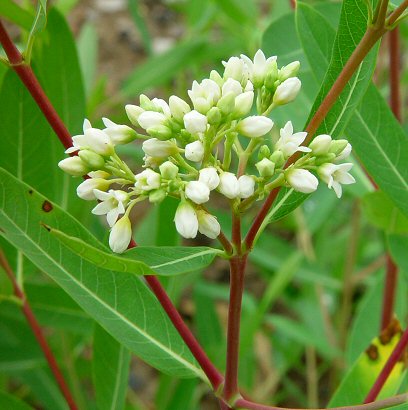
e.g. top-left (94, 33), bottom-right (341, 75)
top-left (42, 200), bottom-right (53, 212)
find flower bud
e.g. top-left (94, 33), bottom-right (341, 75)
top-left (286, 168), bottom-right (318, 193)
top-left (58, 156), bottom-right (89, 176)
top-left (237, 116), bottom-right (274, 138)
top-left (197, 210), bottom-right (221, 239)
top-left (169, 95), bottom-right (191, 121)
top-left (149, 189), bottom-right (167, 203)
top-left (329, 139), bottom-right (349, 156)
top-left (334, 142), bottom-right (352, 161)
top-left (142, 138), bottom-right (178, 157)
top-left (223, 56), bottom-right (247, 82)
top-left (309, 134), bottom-right (332, 156)
top-left (185, 140), bottom-right (204, 162)
top-left (264, 60), bottom-right (279, 90)
top-left (273, 77), bottom-right (301, 105)
top-left (199, 167), bottom-right (220, 190)
top-left (139, 94), bottom-right (156, 111)
top-left (184, 110), bottom-right (208, 134)
top-left (209, 70), bottom-right (224, 87)
top-left (125, 104), bottom-right (144, 126)
top-left (238, 175), bottom-right (255, 198)
top-left (174, 201), bottom-right (198, 239)
top-left (103, 117), bottom-right (137, 144)
top-left (152, 98), bottom-right (171, 117)
top-left (217, 92), bottom-right (236, 115)
top-left (269, 150), bottom-right (285, 168)
top-left (206, 107), bottom-right (222, 125)
top-left (222, 78), bottom-right (243, 97)
top-left (218, 172), bottom-right (240, 199)
top-left (232, 91), bottom-right (254, 118)
top-left (109, 216), bottom-right (132, 253)
top-left (138, 111), bottom-right (167, 130)
top-left (78, 150), bottom-right (105, 170)
top-left (314, 153), bottom-right (336, 166)
top-left (159, 161), bottom-right (179, 179)
top-left (258, 145), bottom-right (271, 160)
top-left (185, 181), bottom-right (210, 204)
top-left (146, 124), bottom-right (173, 140)
top-left (255, 157), bottom-right (275, 177)
top-left (77, 178), bottom-right (110, 200)
top-left (278, 61), bottom-right (300, 81)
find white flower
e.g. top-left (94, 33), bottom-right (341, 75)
top-left (92, 189), bottom-right (129, 227)
top-left (286, 168), bottom-right (318, 193)
top-left (222, 78), bottom-right (243, 97)
top-left (159, 161), bottom-right (179, 179)
top-left (68, 121), bottom-right (113, 156)
top-left (58, 156), bottom-right (89, 176)
top-left (137, 111), bottom-right (167, 130)
top-left (151, 98), bottom-right (171, 117)
top-left (238, 175), bottom-right (255, 198)
top-left (273, 77), bottom-right (301, 105)
top-left (335, 143), bottom-right (352, 161)
top-left (275, 121), bottom-right (310, 158)
top-left (188, 79), bottom-right (221, 114)
top-left (218, 172), bottom-right (240, 199)
top-left (318, 163), bottom-right (355, 198)
top-left (240, 50), bottom-right (277, 87)
top-left (174, 201), bottom-right (198, 238)
top-left (76, 178), bottom-right (112, 200)
top-left (255, 157), bottom-right (275, 177)
top-left (109, 215), bottom-right (132, 253)
top-left (197, 210), bottom-right (221, 239)
top-left (185, 181), bottom-right (210, 204)
top-left (142, 138), bottom-right (178, 157)
top-left (125, 104), bottom-right (144, 126)
top-left (102, 117), bottom-right (137, 145)
top-left (279, 61), bottom-right (300, 81)
top-left (135, 169), bottom-right (161, 192)
top-left (233, 91), bottom-right (254, 118)
top-left (237, 116), bottom-right (274, 138)
top-left (169, 95), bottom-right (191, 121)
top-left (309, 134), bottom-right (332, 156)
top-left (185, 140), bottom-right (204, 162)
top-left (183, 110), bottom-right (208, 134)
top-left (222, 56), bottom-right (248, 82)
top-left (199, 167), bottom-right (220, 190)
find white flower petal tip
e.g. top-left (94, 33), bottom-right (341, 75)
top-left (318, 163), bottom-right (355, 198)
top-left (237, 116), bottom-right (274, 138)
top-left (185, 181), bottom-right (210, 204)
top-left (286, 169), bottom-right (318, 194)
top-left (273, 77), bottom-right (301, 105)
top-left (109, 216), bottom-right (132, 253)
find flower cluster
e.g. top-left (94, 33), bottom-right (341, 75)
top-left (58, 50), bottom-right (355, 253)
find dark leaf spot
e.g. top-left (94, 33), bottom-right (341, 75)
top-left (42, 201), bottom-right (53, 212)
top-left (365, 344), bottom-right (379, 361)
top-left (28, 189), bottom-right (33, 195)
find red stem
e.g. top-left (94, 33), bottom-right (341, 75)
top-left (364, 326), bottom-right (408, 403)
top-left (289, 0), bottom-right (296, 9)
top-left (0, 249), bottom-right (78, 410)
top-left (381, 254), bottom-right (398, 330)
top-left (223, 254), bottom-right (247, 403)
top-left (0, 21), bottom-right (72, 149)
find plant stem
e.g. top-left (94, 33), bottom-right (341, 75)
top-left (380, 27), bottom-right (401, 331)
top-left (0, 249), bottom-right (78, 410)
top-left (223, 254), bottom-right (248, 403)
top-left (236, 393), bottom-right (408, 410)
top-left (364, 326), bottom-right (408, 403)
top-left (0, 21), bottom-right (72, 149)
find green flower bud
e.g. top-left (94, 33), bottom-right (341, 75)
top-left (139, 94), bottom-right (156, 111)
top-left (146, 125), bottom-right (173, 140)
top-left (314, 153), bottom-right (336, 166)
top-left (264, 60), bottom-right (278, 90)
top-left (78, 150), bottom-right (105, 170)
top-left (206, 107), bottom-right (222, 125)
top-left (159, 161), bottom-right (179, 179)
top-left (329, 139), bottom-right (348, 155)
top-left (255, 158), bottom-right (275, 177)
top-left (149, 189), bottom-right (167, 203)
top-left (258, 145), bottom-right (271, 159)
top-left (269, 150), bottom-right (285, 168)
top-left (217, 92), bottom-right (235, 115)
top-left (209, 70), bottom-right (224, 87)
top-left (278, 61), bottom-right (300, 81)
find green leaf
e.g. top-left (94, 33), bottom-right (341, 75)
top-left (93, 325), bottom-right (131, 410)
top-left (362, 191), bottom-right (408, 233)
top-left (388, 234), bottom-right (408, 283)
top-left (329, 324), bottom-right (406, 406)
top-left (48, 226), bottom-right (221, 276)
top-left (0, 168), bottom-right (203, 379)
top-left (303, 0), bottom-right (378, 139)
top-left (0, 391), bottom-right (34, 410)
top-left (29, 0), bottom-right (47, 37)
top-left (0, 1), bottom-right (33, 30)
top-left (127, 0), bottom-right (152, 54)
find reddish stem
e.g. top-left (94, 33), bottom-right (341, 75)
top-left (223, 254), bottom-right (248, 403)
top-left (364, 326), bottom-right (408, 403)
top-left (381, 254), bottom-right (398, 330)
top-left (289, 0), bottom-right (296, 9)
top-left (0, 249), bottom-right (78, 410)
top-left (0, 21), bottom-right (72, 149)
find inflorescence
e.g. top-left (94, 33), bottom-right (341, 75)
top-left (58, 50), bottom-right (355, 253)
